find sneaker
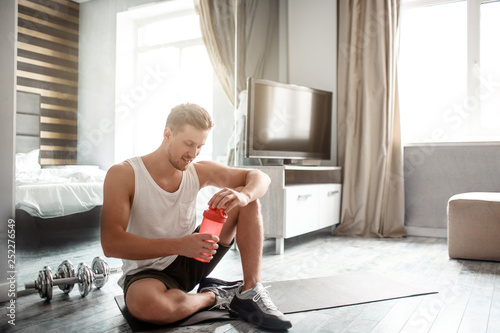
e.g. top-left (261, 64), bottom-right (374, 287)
top-left (198, 277), bottom-right (243, 310)
top-left (230, 282), bottom-right (292, 331)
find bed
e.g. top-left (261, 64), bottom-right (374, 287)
top-left (15, 91), bottom-right (107, 247)
top-left (16, 151), bottom-right (106, 219)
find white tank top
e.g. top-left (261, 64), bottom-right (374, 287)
top-left (118, 156), bottom-right (200, 288)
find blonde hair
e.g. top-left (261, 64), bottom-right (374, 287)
top-left (166, 103), bottom-right (214, 133)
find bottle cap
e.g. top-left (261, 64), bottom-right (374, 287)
top-left (203, 206), bottom-right (228, 223)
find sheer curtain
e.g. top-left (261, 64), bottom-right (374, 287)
top-left (196, 0), bottom-right (236, 106)
top-left (195, 0), bottom-right (277, 108)
top-left (196, 0), bottom-right (277, 165)
top-left (234, 0), bottom-right (278, 103)
top-left (335, 0), bottom-right (407, 237)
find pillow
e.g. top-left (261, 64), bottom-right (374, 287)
top-left (16, 149), bottom-right (41, 172)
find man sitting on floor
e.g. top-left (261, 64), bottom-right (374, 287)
top-left (100, 103), bottom-right (291, 331)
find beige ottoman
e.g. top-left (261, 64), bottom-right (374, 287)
top-left (447, 192), bottom-right (500, 261)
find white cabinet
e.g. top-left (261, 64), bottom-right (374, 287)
top-left (284, 185), bottom-right (320, 238)
top-left (318, 184), bottom-right (342, 229)
top-left (245, 165), bottom-right (342, 254)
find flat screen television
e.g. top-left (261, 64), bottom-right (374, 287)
top-left (246, 78), bottom-right (332, 163)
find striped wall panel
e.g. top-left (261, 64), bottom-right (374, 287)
top-left (17, 0), bottom-right (79, 166)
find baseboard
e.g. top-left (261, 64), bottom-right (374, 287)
top-left (0, 282), bottom-right (13, 302)
top-left (406, 226), bottom-right (447, 238)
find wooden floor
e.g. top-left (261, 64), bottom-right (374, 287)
top-left (3, 229), bottom-right (500, 332)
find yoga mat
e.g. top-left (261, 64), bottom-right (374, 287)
top-left (263, 272), bottom-right (437, 314)
top-left (116, 272), bottom-right (437, 331)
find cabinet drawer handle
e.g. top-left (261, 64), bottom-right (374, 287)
top-left (297, 194), bottom-right (312, 201)
top-left (327, 190), bottom-right (339, 196)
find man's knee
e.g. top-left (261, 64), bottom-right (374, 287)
top-left (127, 294), bottom-right (169, 324)
top-left (220, 199), bottom-right (262, 242)
top-left (249, 198), bottom-right (261, 210)
top-left (227, 198), bottom-right (261, 221)
top-left (126, 280), bottom-right (176, 324)
top-left (242, 199), bottom-right (262, 218)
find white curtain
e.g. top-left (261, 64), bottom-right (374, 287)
top-left (196, 0), bottom-right (278, 165)
top-left (334, 0), bottom-right (407, 238)
top-left (196, 0), bottom-right (236, 106)
top-left (196, 0), bottom-right (278, 108)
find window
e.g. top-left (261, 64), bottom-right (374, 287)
top-left (480, 1), bottom-right (500, 128)
top-left (399, 0), bottom-right (500, 144)
top-left (115, 0), bottom-right (214, 162)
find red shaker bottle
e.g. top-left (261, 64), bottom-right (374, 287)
top-left (195, 206), bottom-right (228, 262)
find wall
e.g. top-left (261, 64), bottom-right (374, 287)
top-left (287, 0), bottom-right (338, 166)
top-left (78, 0), bottom-right (132, 169)
top-left (404, 143), bottom-right (500, 238)
top-left (0, 0), bottom-right (17, 304)
top-left (78, 0), bottom-right (162, 169)
top-left (17, 0), bottom-right (80, 165)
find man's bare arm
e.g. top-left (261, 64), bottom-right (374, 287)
top-left (100, 163), bottom-right (218, 261)
top-left (195, 161), bottom-right (271, 212)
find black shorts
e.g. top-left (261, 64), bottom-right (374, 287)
top-left (123, 240), bottom-right (233, 296)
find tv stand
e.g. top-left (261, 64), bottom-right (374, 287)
top-left (283, 159), bottom-right (322, 166)
top-left (245, 165), bottom-right (342, 254)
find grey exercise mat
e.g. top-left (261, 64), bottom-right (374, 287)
top-left (116, 272), bottom-right (437, 331)
top-left (262, 272), bottom-right (437, 314)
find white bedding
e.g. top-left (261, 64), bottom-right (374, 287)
top-left (16, 154), bottom-right (107, 218)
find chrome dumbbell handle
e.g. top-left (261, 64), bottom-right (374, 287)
top-left (39, 269), bottom-right (107, 287)
top-left (24, 265), bottom-right (106, 288)
top-left (25, 273), bottom-right (87, 288)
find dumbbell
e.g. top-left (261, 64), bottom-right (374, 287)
top-left (25, 256), bottom-right (110, 301)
